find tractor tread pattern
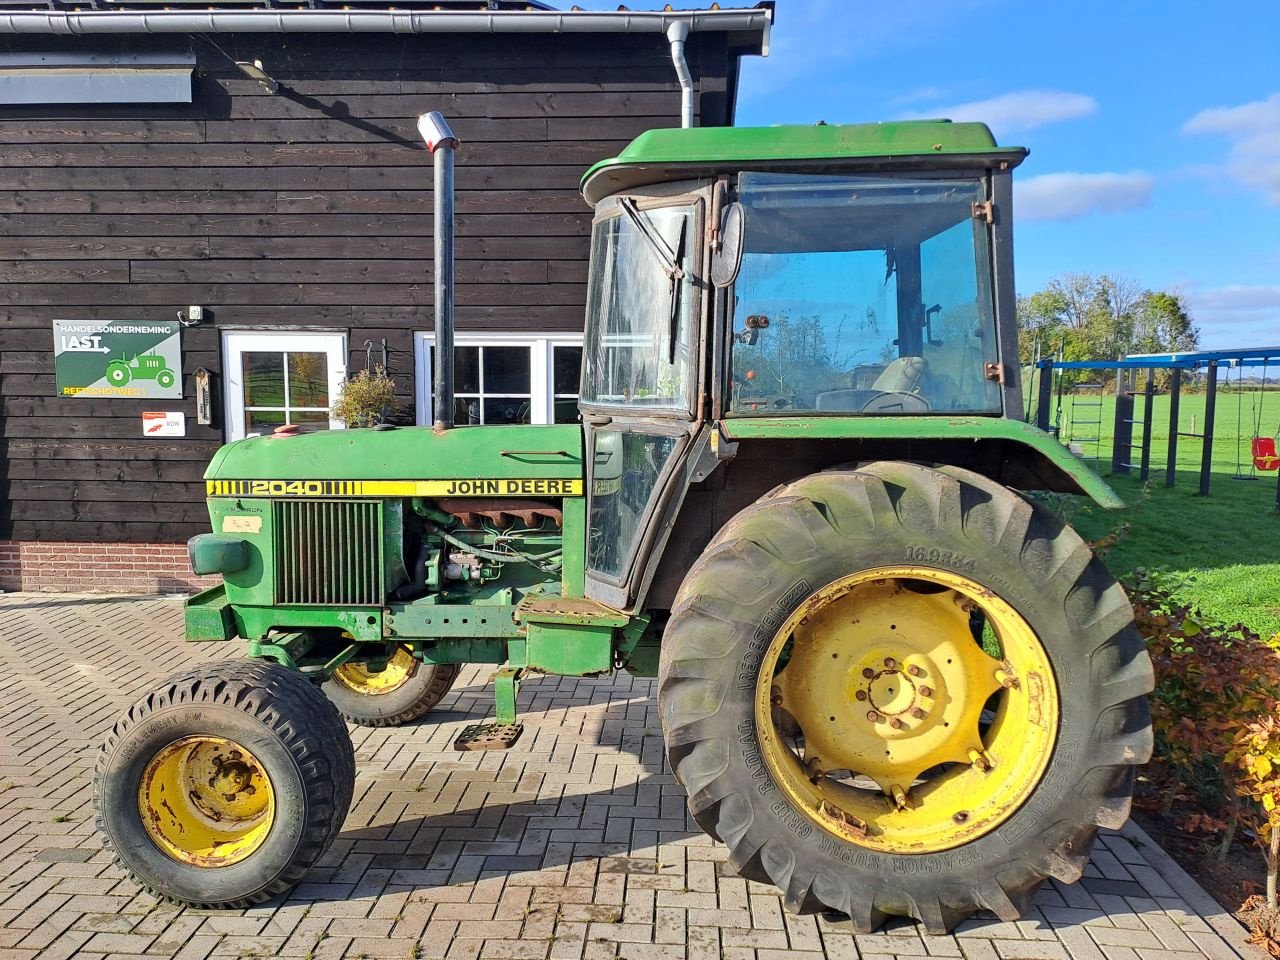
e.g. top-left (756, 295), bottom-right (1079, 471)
top-left (94, 659), bottom-right (355, 910)
top-left (658, 462), bottom-right (1152, 933)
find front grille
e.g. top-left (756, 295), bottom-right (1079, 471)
top-left (273, 499), bottom-right (384, 606)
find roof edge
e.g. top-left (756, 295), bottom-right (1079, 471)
top-left (0, 4), bottom-right (773, 47)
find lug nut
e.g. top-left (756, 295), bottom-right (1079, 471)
top-left (883, 657), bottom-right (897, 669)
top-left (911, 708), bottom-right (926, 720)
top-left (866, 710), bottom-right (883, 723)
top-left (907, 664), bottom-right (924, 678)
top-left (919, 686), bottom-right (933, 698)
top-left (861, 667), bottom-right (875, 679)
top-left (889, 718), bottom-right (904, 730)
top-left (854, 690), bottom-right (868, 702)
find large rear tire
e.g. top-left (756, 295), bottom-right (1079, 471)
top-left (95, 660), bottom-right (355, 909)
top-left (658, 462), bottom-right (1152, 933)
top-left (322, 645), bottom-right (460, 727)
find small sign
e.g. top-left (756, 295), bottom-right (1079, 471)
top-left (142, 411), bottom-right (186, 437)
top-left (53, 319), bottom-right (182, 399)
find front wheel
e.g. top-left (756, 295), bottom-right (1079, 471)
top-left (94, 660), bottom-right (355, 909)
top-left (322, 646), bottom-right (460, 727)
top-left (658, 462), bottom-right (1152, 933)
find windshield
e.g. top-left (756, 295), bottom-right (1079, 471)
top-left (580, 202), bottom-right (696, 411)
top-left (729, 173), bottom-right (1001, 416)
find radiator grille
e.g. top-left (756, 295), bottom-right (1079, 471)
top-left (273, 499), bottom-right (384, 606)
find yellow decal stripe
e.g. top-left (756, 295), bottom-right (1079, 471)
top-left (207, 478), bottom-right (584, 498)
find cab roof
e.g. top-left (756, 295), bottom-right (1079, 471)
top-left (581, 120), bottom-right (1028, 206)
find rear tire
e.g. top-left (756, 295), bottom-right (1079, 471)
top-left (95, 659), bottom-right (355, 909)
top-left (322, 646), bottom-right (460, 727)
top-left (658, 462), bottom-right (1152, 932)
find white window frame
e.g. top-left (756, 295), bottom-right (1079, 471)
top-left (222, 331), bottom-right (348, 441)
top-left (414, 331), bottom-right (583, 425)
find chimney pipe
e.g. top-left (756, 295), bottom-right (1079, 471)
top-left (418, 111), bottom-right (459, 431)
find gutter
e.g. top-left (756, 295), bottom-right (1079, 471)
top-left (0, 6), bottom-right (773, 45)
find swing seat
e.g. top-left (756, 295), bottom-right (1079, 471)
top-left (1253, 437), bottom-right (1280, 471)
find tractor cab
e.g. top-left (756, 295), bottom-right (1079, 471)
top-left (575, 122), bottom-right (1055, 609)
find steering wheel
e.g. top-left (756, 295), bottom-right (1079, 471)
top-left (860, 392), bottom-right (930, 414)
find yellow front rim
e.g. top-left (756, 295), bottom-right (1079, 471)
top-left (756, 566), bottom-right (1058, 854)
top-left (332, 645), bottom-right (417, 695)
top-left (139, 736), bottom-right (275, 867)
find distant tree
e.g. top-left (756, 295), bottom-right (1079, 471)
top-left (1017, 274), bottom-right (1201, 388)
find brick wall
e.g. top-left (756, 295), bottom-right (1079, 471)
top-left (0, 541), bottom-right (219, 594)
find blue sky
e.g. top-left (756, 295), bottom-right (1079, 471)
top-left (576, 0), bottom-right (1280, 350)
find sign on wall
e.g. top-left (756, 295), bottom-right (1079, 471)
top-left (53, 319), bottom-right (182, 399)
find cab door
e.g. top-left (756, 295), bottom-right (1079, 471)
top-left (578, 188), bottom-right (707, 611)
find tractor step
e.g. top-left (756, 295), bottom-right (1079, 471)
top-left (453, 722), bottom-right (524, 752)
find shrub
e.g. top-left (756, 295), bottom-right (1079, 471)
top-left (1129, 568), bottom-right (1280, 906)
top-left (332, 366), bottom-right (400, 428)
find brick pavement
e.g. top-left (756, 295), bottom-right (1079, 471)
top-left (0, 594), bottom-right (1263, 960)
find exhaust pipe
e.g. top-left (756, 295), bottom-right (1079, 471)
top-left (417, 111), bottom-right (459, 431)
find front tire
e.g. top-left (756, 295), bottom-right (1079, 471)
top-left (94, 660), bottom-right (355, 909)
top-left (322, 645), bottom-right (460, 727)
top-left (658, 462), bottom-right (1152, 933)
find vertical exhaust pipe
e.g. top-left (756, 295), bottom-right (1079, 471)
top-left (417, 111), bottom-right (459, 431)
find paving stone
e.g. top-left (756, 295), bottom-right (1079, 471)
top-left (0, 595), bottom-right (1260, 960)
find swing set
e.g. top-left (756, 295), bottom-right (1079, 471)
top-left (1236, 355), bottom-right (1280, 473)
top-left (1034, 345), bottom-right (1280, 502)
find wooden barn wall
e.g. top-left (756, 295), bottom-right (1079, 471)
top-left (0, 29), bottom-right (736, 544)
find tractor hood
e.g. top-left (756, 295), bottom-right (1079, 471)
top-left (204, 424), bottom-right (585, 497)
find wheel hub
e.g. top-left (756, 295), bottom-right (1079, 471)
top-left (759, 566), bottom-right (1058, 853)
top-left (138, 735), bottom-right (275, 867)
top-left (332, 645), bottom-right (417, 695)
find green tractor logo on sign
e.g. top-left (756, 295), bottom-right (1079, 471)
top-left (106, 352), bottom-right (177, 390)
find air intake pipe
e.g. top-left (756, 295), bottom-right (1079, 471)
top-left (417, 111), bottom-right (459, 431)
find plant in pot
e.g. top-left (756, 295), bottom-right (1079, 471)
top-left (332, 365), bottom-right (401, 428)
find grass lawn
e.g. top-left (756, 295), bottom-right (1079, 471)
top-left (1032, 386), bottom-right (1280, 636)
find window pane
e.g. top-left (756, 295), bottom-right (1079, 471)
top-left (242, 353), bottom-right (284, 408)
top-left (455, 346), bottom-right (480, 394)
top-left (483, 397), bottom-right (529, 425)
top-left (246, 408), bottom-right (286, 435)
top-left (588, 430), bottom-right (679, 579)
top-left (286, 352), bottom-right (330, 408)
top-left (554, 345), bottom-right (583, 396)
top-left (554, 399), bottom-right (580, 424)
top-left (291, 409), bottom-right (331, 433)
top-left (483, 346), bottom-right (531, 394)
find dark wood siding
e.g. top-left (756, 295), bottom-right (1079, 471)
top-left (0, 29), bottom-right (739, 543)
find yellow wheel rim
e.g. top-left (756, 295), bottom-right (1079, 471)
top-left (139, 736), bottom-right (275, 867)
top-left (332, 645), bottom-right (417, 695)
top-left (755, 566), bottom-right (1058, 854)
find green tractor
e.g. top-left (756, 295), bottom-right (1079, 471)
top-left (106, 351), bottom-right (177, 390)
top-left (94, 119), bottom-right (1151, 932)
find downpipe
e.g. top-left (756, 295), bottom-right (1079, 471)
top-left (666, 20), bottom-right (694, 128)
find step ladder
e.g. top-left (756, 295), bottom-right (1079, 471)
top-left (1065, 382), bottom-right (1104, 461)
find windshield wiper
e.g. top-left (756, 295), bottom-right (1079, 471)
top-left (619, 198), bottom-right (684, 282)
top-left (618, 198), bottom-right (687, 364)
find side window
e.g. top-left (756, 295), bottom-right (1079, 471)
top-left (587, 428), bottom-right (681, 580)
top-left (918, 220), bottom-right (1001, 411)
top-left (222, 332), bottom-right (347, 441)
top-left (414, 334), bottom-right (582, 425)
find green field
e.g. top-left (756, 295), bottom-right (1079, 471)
top-left (1027, 385), bottom-right (1280, 636)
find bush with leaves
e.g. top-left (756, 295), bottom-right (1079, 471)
top-left (332, 366), bottom-right (401, 428)
top-left (1129, 568), bottom-right (1280, 907)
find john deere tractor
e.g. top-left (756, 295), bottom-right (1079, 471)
top-left (94, 119), bottom-right (1152, 932)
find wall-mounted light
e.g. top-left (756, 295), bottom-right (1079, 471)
top-left (234, 59), bottom-right (278, 95)
top-left (177, 304), bottom-right (204, 327)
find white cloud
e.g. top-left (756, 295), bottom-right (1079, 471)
top-left (1015, 172), bottom-right (1154, 221)
top-left (1183, 92), bottom-right (1280, 203)
top-left (902, 90), bottom-right (1097, 135)
top-left (1181, 284), bottom-right (1280, 348)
